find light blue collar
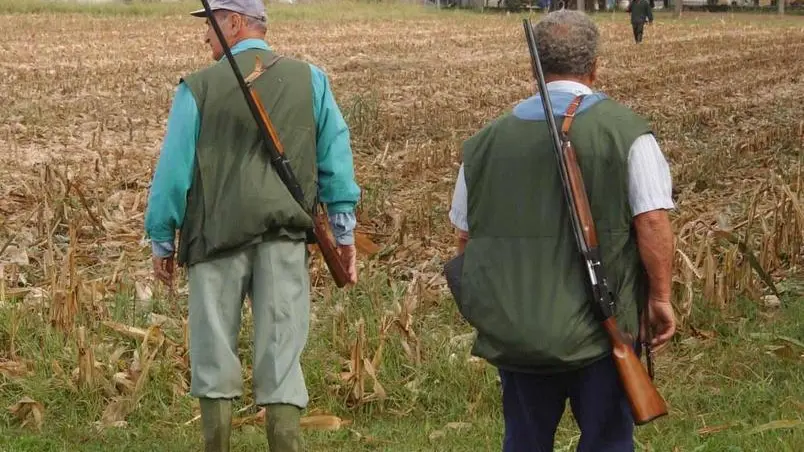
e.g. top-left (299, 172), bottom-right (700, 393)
top-left (218, 38), bottom-right (271, 62)
top-left (513, 80), bottom-right (607, 121)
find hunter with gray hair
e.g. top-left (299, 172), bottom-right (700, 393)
top-left (145, 0), bottom-right (361, 451)
top-left (448, 9), bottom-right (676, 451)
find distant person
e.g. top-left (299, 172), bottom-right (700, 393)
top-left (446, 9), bottom-right (676, 451)
top-left (144, 0), bottom-right (360, 451)
top-left (627, 0), bottom-right (654, 43)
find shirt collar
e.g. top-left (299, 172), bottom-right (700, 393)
top-left (545, 80), bottom-right (594, 96)
top-left (218, 38), bottom-right (271, 62)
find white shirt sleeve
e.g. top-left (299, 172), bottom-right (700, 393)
top-left (627, 134), bottom-right (675, 217)
top-left (449, 163), bottom-right (469, 232)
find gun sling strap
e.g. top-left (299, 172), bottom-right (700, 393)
top-left (559, 94), bottom-right (585, 138)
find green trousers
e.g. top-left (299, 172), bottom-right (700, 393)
top-left (187, 238), bottom-right (310, 409)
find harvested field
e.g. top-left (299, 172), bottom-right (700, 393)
top-left (0, 2), bottom-right (802, 451)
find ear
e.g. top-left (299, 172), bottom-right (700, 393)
top-left (589, 57), bottom-right (599, 85)
top-left (229, 13), bottom-right (244, 34)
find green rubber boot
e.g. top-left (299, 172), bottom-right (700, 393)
top-left (265, 404), bottom-right (302, 452)
top-left (199, 398), bottom-right (232, 452)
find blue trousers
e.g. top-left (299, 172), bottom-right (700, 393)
top-left (499, 354), bottom-right (634, 452)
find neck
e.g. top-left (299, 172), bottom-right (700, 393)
top-left (241, 31), bottom-right (265, 42)
top-left (544, 74), bottom-right (593, 87)
top-left (229, 33), bottom-right (264, 48)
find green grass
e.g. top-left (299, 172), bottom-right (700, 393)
top-left (1, 272), bottom-right (802, 451)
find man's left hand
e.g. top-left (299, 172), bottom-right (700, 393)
top-left (153, 254), bottom-right (175, 286)
top-left (337, 244), bottom-right (358, 285)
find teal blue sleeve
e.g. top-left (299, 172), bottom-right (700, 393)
top-left (144, 82), bottom-right (200, 247)
top-left (310, 64), bottom-right (361, 214)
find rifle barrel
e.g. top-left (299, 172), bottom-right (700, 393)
top-left (522, 20), bottom-right (587, 255)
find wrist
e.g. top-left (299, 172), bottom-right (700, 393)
top-left (328, 212), bottom-right (356, 246)
top-left (334, 230), bottom-right (354, 246)
top-left (649, 296), bottom-right (671, 304)
top-left (152, 241), bottom-right (175, 258)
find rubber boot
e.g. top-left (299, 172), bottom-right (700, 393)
top-left (199, 398), bottom-right (232, 452)
top-left (265, 403), bottom-right (302, 452)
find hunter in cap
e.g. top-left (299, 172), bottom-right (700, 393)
top-left (448, 9), bottom-right (676, 451)
top-left (144, 0), bottom-right (361, 450)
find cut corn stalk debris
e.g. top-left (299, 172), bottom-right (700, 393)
top-left (334, 318), bottom-right (388, 407)
top-left (0, 11), bottom-right (801, 442)
top-left (7, 397), bottom-right (45, 432)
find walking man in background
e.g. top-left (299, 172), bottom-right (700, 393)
top-left (144, 1), bottom-right (360, 450)
top-left (628, 0), bottom-right (654, 43)
top-left (448, 10), bottom-right (676, 451)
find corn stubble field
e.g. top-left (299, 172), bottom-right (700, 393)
top-left (0, 1), bottom-right (803, 451)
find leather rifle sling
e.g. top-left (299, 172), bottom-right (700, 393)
top-left (559, 94), bottom-right (585, 136)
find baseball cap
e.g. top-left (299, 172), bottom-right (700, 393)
top-left (190, 0), bottom-right (266, 22)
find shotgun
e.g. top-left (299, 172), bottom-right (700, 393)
top-left (522, 18), bottom-right (667, 425)
top-left (199, 0), bottom-right (351, 287)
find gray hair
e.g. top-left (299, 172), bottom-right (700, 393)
top-left (216, 9), bottom-right (267, 34)
top-left (242, 14), bottom-right (267, 34)
top-left (532, 9), bottom-right (599, 77)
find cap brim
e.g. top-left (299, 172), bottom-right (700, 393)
top-left (189, 8), bottom-right (212, 17)
top-left (190, 7), bottom-right (266, 21)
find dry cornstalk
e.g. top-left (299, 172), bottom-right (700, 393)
top-left (102, 320), bottom-right (178, 349)
top-left (76, 326), bottom-right (96, 388)
top-left (0, 359), bottom-right (31, 379)
top-left (50, 219), bottom-right (80, 332)
top-left (337, 318), bottom-right (387, 407)
top-left (98, 325), bottom-right (165, 428)
top-left (394, 275), bottom-right (422, 365)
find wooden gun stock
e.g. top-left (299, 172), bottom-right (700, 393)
top-left (603, 317), bottom-right (668, 425)
top-left (312, 208), bottom-right (351, 288)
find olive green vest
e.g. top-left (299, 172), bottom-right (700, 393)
top-left (177, 48), bottom-right (317, 266)
top-left (460, 98), bottom-right (652, 373)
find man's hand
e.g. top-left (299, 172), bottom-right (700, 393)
top-left (153, 254), bottom-right (175, 286)
top-left (337, 244), bottom-right (357, 285)
top-left (642, 297), bottom-right (676, 347)
top-left (456, 229), bottom-right (469, 254)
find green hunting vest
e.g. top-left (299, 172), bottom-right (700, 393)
top-left (177, 48), bottom-right (318, 267)
top-left (460, 97), bottom-right (652, 374)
